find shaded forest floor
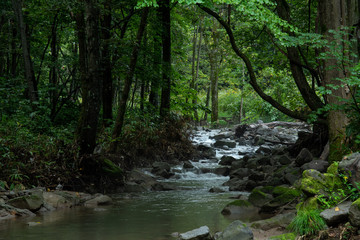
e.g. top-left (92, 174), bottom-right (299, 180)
top-left (0, 117), bottom-right (196, 193)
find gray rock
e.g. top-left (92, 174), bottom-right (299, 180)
top-left (230, 168), bottom-right (251, 179)
top-left (214, 167), bottom-right (230, 176)
top-left (251, 212), bottom-right (296, 230)
top-left (179, 226), bottom-right (212, 240)
top-left (43, 192), bottom-right (71, 209)
top-left (253, 136), bottom-right (265, 146)
top-left (183, 161), bottom-right (194, 169)
top-left (209, 187), bottom-right (225, 193)
top-left (295, 148), bottom-right (313, 166)
top-left (301, 160), bottom-right (329, 172)
top-left (320, 201), bottom-right (351, 226)
top-left (213, 140), bottom-right (236, 149)
top-left (151, 162), bottom-right (174, 178)
top-left (339, 152), bottom-right (360, 187)
top-left (84, 194), bottom-right (112, 207)
top-left (219, 156), bottom-right (237, 166)
top-left (255, 145), bottom-right (272, 154)
top-left (217, 220), bottom-right (254, 240)
top-left (349, 198), bottom-right (360, 227)
top-left (197, 145), bottom-right (216, 159)
top-left (7, 190), bottom-right (43, 212)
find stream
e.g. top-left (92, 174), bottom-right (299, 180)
top-left (0, 128), bottom-right (257, 240)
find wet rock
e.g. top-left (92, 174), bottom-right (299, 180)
top-left (235, 124), bottom-right (248, 138)
top-left (349, 197), bottom-right (360, 227)
top-left (295, 148), bottom-right (313, 166)
top-left (151, 182), bottom-right (176, 191)
top-left (210, 133), bottom-right (232, 140)
top-left (301, 160), bottom-right (329, 172)
top-left (219, 156), bottom-right (237, 166)
top-left (250, 212), bottom-right (295, 230)
top-left (320, 201), bottom-right (351, 226)
top-left (125, 169), bottom-right (158, 192)
top-left (213, 140), bottom-right (236, 149)
top-left (0, 203), bottom-right (35, 219)
top-left (229, 168), bottom-right (251, 179)
top-left (217, 220), bottom-right (254, 240)
top-left (178, 226), bottom-right (212, 240)
top-left (183, 161), bottom-right (194, 169)
top-left (299, 169), bottom-right (342, 196)
top-left (214, 167), bottom-right (230, 176)
top-left (84, 194), bottom-right (112, 207)
top-left (7, 190), bottom-right (43, 212)
top-left (253, 136), bottom-right (265, 146)
top-left (151, 162), bottom-right (174, 179)
top-left (209, 187), bottom-right (225, 193)
top-left (248, 188), bottom-right (274, 208)
top-left (42, 192), bottom-right (71, 209)
top-left (197, 145), bottom-right (216, 159)
top-left (255, 145), bottom-right (272, 154)
top-left (339, 152), bottom-right (360, 187)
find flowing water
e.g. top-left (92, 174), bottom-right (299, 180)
top-left (0, 129), bottom-right (257, 240)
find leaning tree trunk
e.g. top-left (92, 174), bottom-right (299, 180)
top-left (12, 0), bottom-right (38, 103)
top-left (76, 0), bottom-right (102, 155)
top-left (318, 0), bottom-right (359, 162)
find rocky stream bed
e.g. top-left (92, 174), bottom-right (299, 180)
top-left (3, 121), bottom-right (360, 240)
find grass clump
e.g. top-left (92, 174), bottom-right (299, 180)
top-left (288, 209), bottom-right (326, 236)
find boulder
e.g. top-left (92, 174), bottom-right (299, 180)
top-left (7, 190), bottom-right (43, 212)
top-left (229, 168), bottom-right (252, 179)
top-left (197, 145), bottom-right (216, 159)
top-left (255, 145), bottom-right (272, 154)
top-left (219, 156), bottom-right (237, 166)
top-left (235, 124), bottom-right (248, 138)
top-left (214, 167), bottom-right (230, 176)
top-left (209, 187), bottom-right (225, 193)
top-left (248, 188), bottom-right (274, 208)
top-left (299, 169), bottom-right (342, 196)
top-left (217, 220), bottom-right (254, 240)
top-left (178, 226), bottom-right (212, 240)
top-left (295, 148), bottom-right (313, 166)
top-left (183, 161), bottom-right (194, 169)
top-left (221, 200), bottom-right (261, 222)
top-left (84, 194), bottom-right (112, 207)
top-left (339, 152), bottom-right (360, 187)
top-left (151, 162), bottom-right (174, 179)
top-left (251, 212), bottom-right (296, 230)
top-left (43, 192), bottom-right (71, 209)
top-left (213, 140), bottom-right (236, 149)
top-left (0, 203), bottom-right (36, 219)
top-left (349, 198), bottom-right (360, 227)
top-left (301, 160), bottom-right (329, 173)
top-left (320, 201), bottom-right (351, 226)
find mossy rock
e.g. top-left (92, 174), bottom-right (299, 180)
top-left (299, 169), bottom-right (342, 196)
top-left (226, 199), bottom-right (252, 207)
top-left (248, 188), bottom-right (274, 207)
top-left (326, 162), bottom-right (339, 175)
top-left (296, 197), bottom-right (319, 211)
top-left (268, 232), bottom-right (297, 240)
top-left (101, 158), bottom-right (123, 177)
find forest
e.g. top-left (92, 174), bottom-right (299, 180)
top-left (1, 0), bottom-right (360, 234)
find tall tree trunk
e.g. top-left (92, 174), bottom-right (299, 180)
top-left (159, 0), bottom-right (171, 117)
top-left (101, 0), bottom-right (113, 127)
top-left (318, 0), bottom-right (359, 162)
top-left (49, 14), bottom-right (59, 122)
top-left (110, 8), bottom-right (149, 152)
top-left (12, 0), bottom-right (38, 103)
top-left (76, 0), bottom-right (102, 155)
top-left (191, 23), bottom-right (202, 122)
top-left (149, 34), bottom-right (161, 108)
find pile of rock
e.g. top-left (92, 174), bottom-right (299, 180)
top-left (0, 188), bottom-right (112, 221)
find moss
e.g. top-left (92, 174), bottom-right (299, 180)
top-left (226, 199), bottom-right (251, 207)
top-left (327, 162), bottom-right (339, 175)
top-left (296, 197), bottom-right (319, 211)
top-left (268, 233), bottom-right (297, 240)
top-left (300, 177), bottom-right (324, 195)
top-left (102, 158), bottom-right (123, 177)
top-left (352, 198), bottom-right (360, 211)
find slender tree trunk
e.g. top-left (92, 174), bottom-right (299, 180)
top-left (76, 0), bottom-right (102, 155)
top-left (318, 0), bottom-right (359, 162)
top-left (203, 86), bottom-right (210, 122)
top-left (159, 0), bottom-right (171, 117)
top-left (101, 0), bottom-right (113, 127)
top-left (49, 14), bottom-right (59, 121)
top-left (12, 0), bottom-right (38, 103)
top-left (149, 34), bottom-right (161, 108)
top-left (110, 8), bottom-right (149, 152)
